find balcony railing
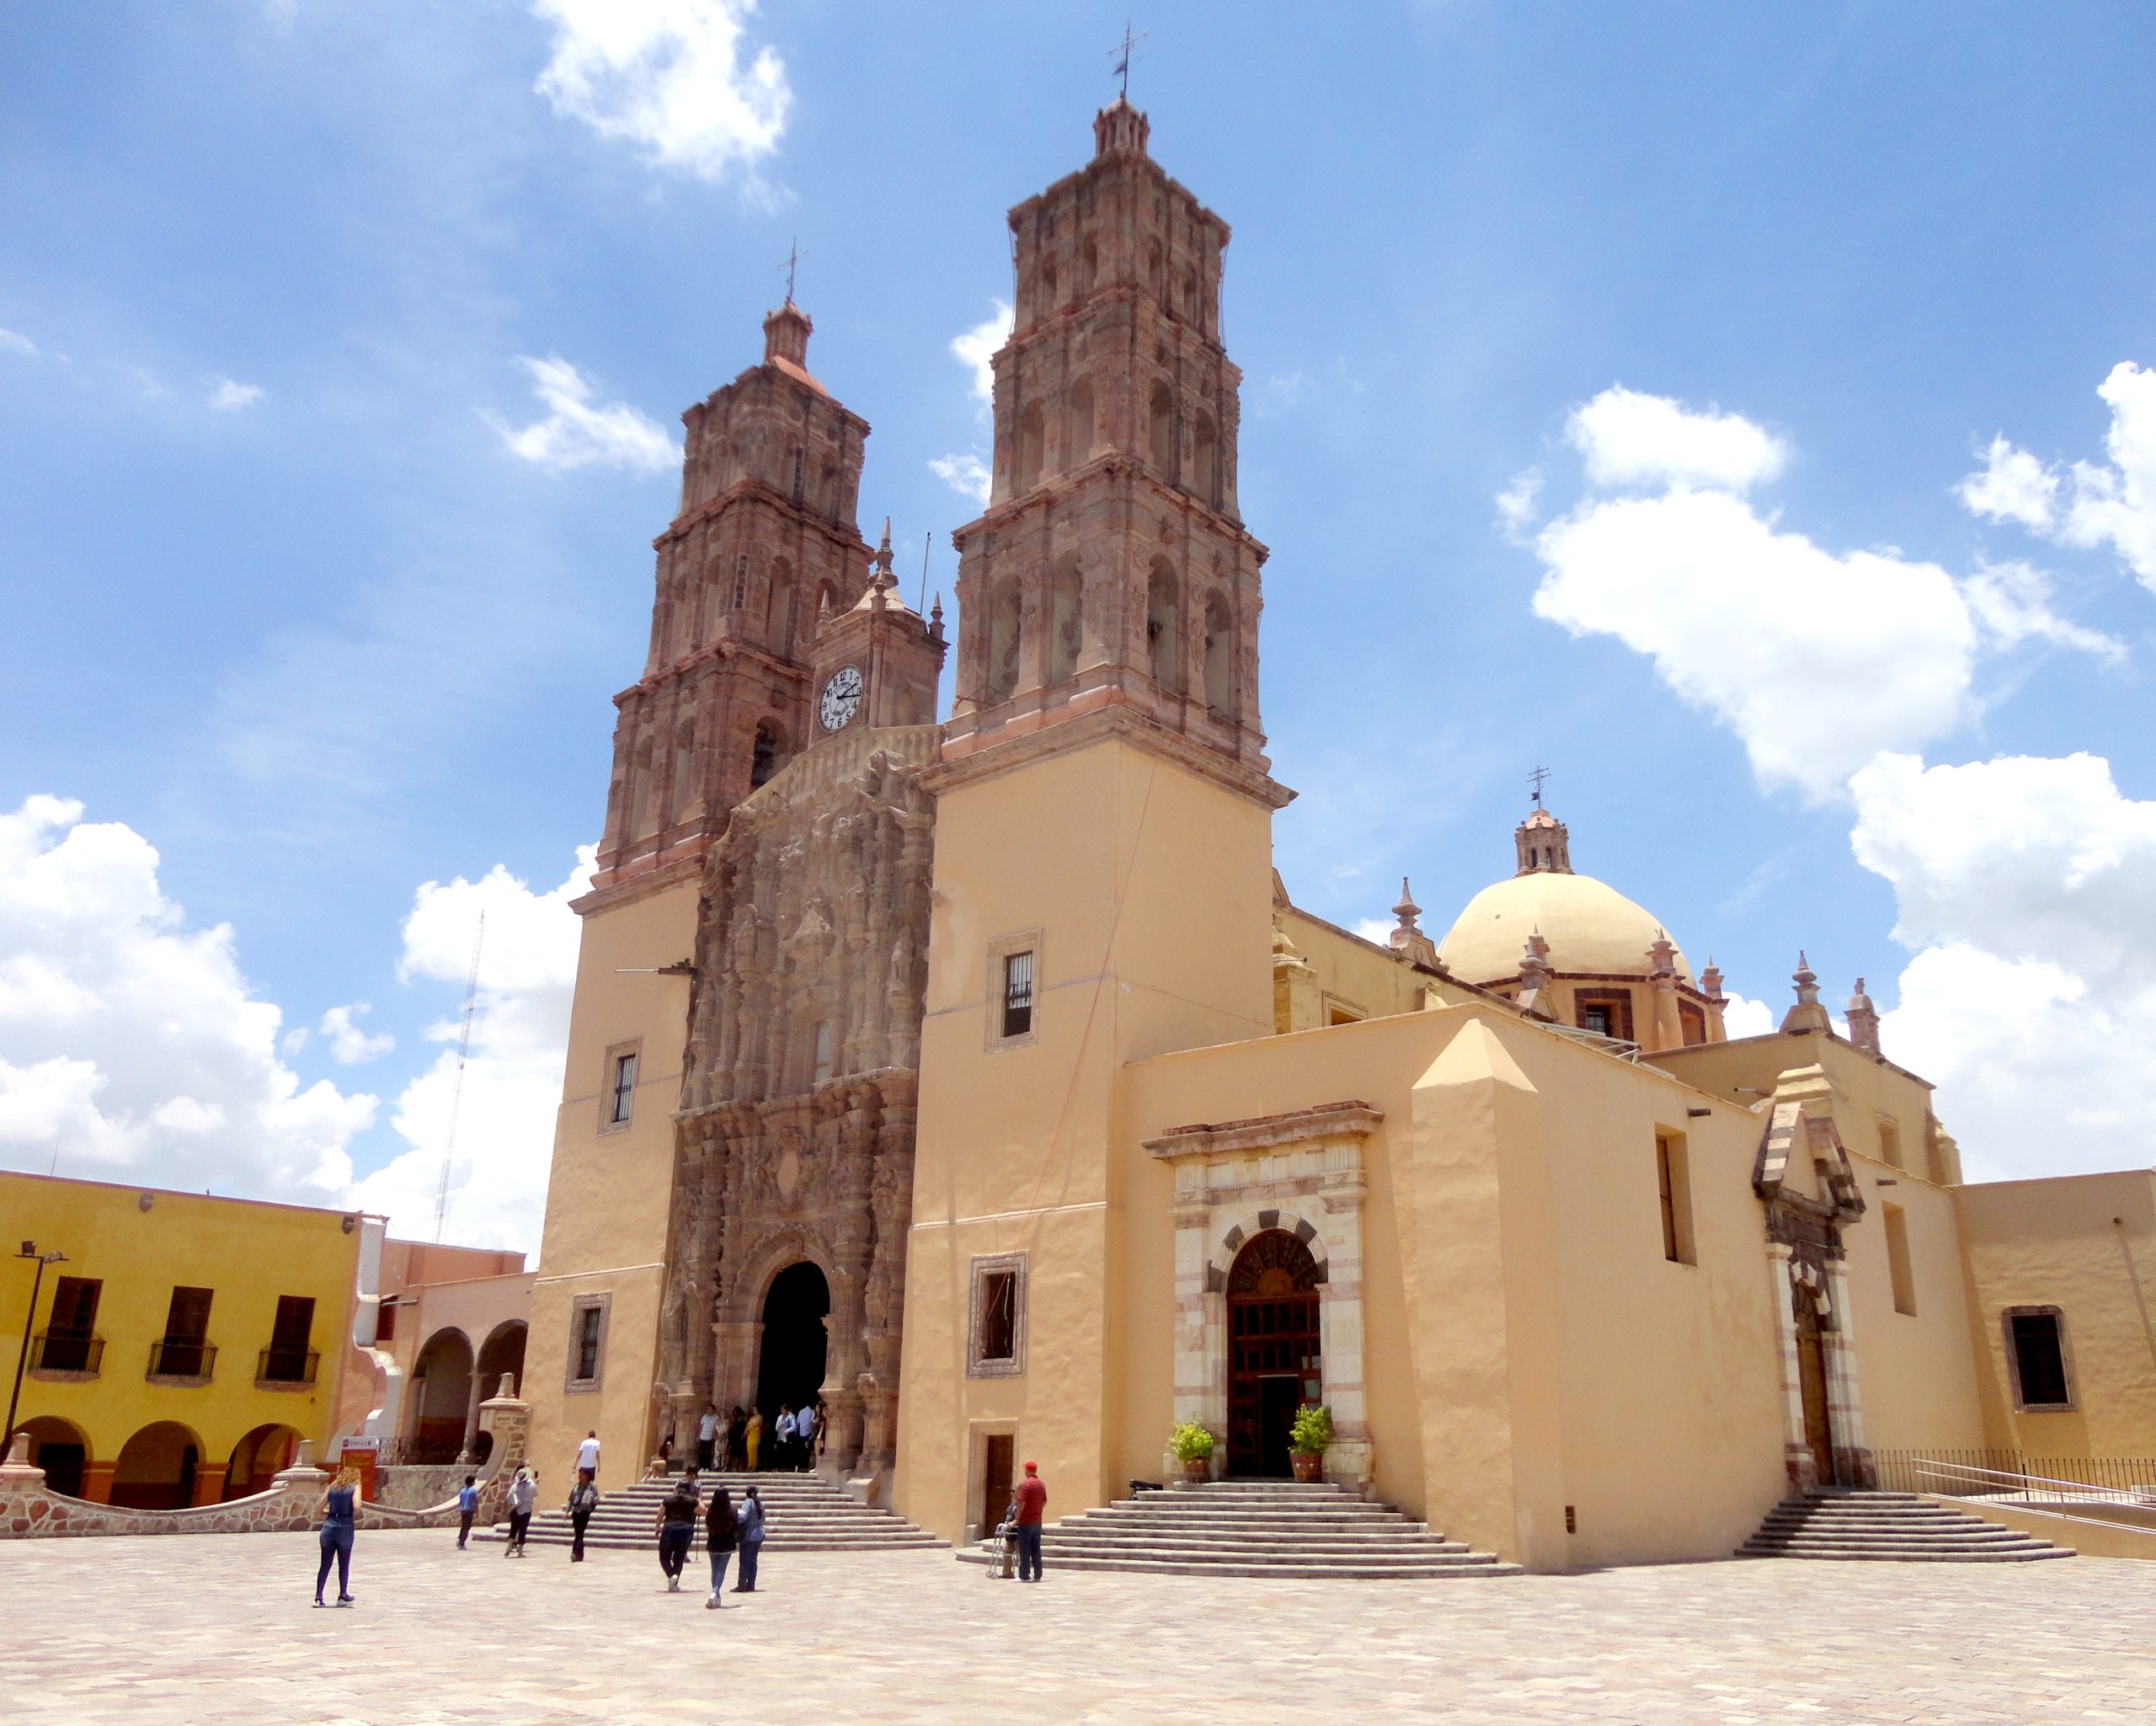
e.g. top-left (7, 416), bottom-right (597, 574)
top-left (257, 1345), bottom-right (319, 1387)
top-left (29, 1328), bottom-right (104, 1376)
top-left (147, 1338), bottom-right (217, 1381)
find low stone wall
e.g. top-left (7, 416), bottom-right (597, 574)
top-left (366, 1463), bottom-right (474, 1512)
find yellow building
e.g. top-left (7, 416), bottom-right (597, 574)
top-left (2, 1172), bottom-right (367, 1505)
top-left (522, 97), bottom-right (2156, 1567)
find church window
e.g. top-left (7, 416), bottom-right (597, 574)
top-left (1655, 1130), bottom-right (1694, 1264)
top-left (1146, 238), bottom-right (1166, 302)
top-left (790, 446), bottom-right (804, 505)
top-left (606, 1048), bottom-right (638, 1126)
top-left (811, 1021), bottom-right (834, 1087)
top-left (1148, 378), bottom-right (1176, 474)
top-left (1192, 410), bottom-right (1219, 505)
top-left (1040, 256), bottom-right (1059, 318)
top-left (1678, 1002), bottom-right (1707, 1045)
top-left (566, 1293), bottom-right (611, 1392)
top-left (1047, 558), bottom-right (1083, 686)
top-left (1001, 949), bottom-right (1035, 1039)
top-left (1202, 589), bottom-right (1235, 718)
top-left (1147, 558), bottom-right (1182, 692)
top-left (1078, 237), bottom-right (1098, 295)
top-left (1577, 991), bottom-right (1634, 1043)
top-left (2004, 1307), bottom-right (2072, 1409)
top-left (1181, 264), bottom-right (1199, 323)
top-left (1065, 378), bottom-right (1096, 468)
top-left (731, 553), bottom-right (749, 612)
top-left (1876, 1117), bottom-right (1904, 1170)
top-left (766, 556), bottom-right (794, 654)
top-left (1882, 1203), bottom-right (1917, 1316)
top-left (1017, 401), bottom-right (1046, 492)
top-left (967, 1253), bottom-right (1027, 1377)
top-left (750, 719), bottom-right (784, 788)
top-left (986, 579), bottom-right (1022, 705)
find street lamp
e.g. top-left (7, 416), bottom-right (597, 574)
top-left (5, 1242), bottom-right (67, 1456)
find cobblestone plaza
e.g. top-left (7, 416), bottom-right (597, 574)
top-left (5, 1532), bottom-right (2153, 1723)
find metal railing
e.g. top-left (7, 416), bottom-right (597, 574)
top-left (1873, 1447), bottom-right (2156, 1498)
top-left (147, 1338), bottom-right (217, 1381)
top-left (29, 1328), bottom-right (104, 1375)
top-left (256, 1346), bottom-right (319, 1386)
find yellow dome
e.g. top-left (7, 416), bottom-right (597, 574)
top-left (1436, 870), bottom-right (1693, 986)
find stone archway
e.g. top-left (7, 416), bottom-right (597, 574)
top-left (110, 1420), bottom-right (205, 1510)
top-left (408, 1328), bottom-right (475, 1464)
top-left (755, 1262), bottom-right (831, 1462)
top-left (222, 1422), bottom-right (302, 1499)
top-left (19, 1414), bottom-right (89, 1499)
top-left (1225, 1230), bottom-right (1323, 1478)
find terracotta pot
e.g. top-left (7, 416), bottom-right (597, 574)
top-left (1291, 1451), bottom-right (1323, 1483)
top-left (1182, 1456), bottom-right (1210, 1483)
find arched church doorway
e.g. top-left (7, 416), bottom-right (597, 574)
top-left (1226, 1230), bottom-right (1322, 1478)
top-left (1795, 1287), bottom-right (1837, 1486)
top-left (755, 1262), bottom-right (830, 1440)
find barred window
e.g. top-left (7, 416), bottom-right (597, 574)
top-left (1001, 950), bottom-right (1034, 1039)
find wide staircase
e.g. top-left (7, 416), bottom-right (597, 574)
top-left (956, 1479), bottom-right (1520, 1579)
top-left (482, 1472), bottom-right (942, 1554)
top-left (1739, 1489), bottom-right (2074, 1562)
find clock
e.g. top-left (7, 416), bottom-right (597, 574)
top-left (819, 665), bottom-right (864, 732)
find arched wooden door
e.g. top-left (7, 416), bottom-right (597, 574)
top-left (1226, 1230), bottom-right (1322, 1478)
top-left (1795, 1290), bottom-right (1837, 1487)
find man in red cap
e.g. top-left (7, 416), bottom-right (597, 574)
top-left (1013, 1460), bottom-right (1048, 1583)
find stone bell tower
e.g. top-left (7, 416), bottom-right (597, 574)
top-left (942, 97), bottom-right (1270, 769)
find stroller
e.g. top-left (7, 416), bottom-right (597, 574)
top-left (987, 1497), bottom-right (1019, 1579)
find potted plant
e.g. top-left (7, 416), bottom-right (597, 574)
top-left (1170, 1420), bottom-right (1216, 1483)
top-left (1289, 1403), bottom-right (1333, 1483)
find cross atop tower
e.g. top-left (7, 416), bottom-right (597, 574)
top-left (1111, 22), bottom-right (1145, 98)
top-left (780, 236), bottom-right (803, 306)
top-left (1529, 764), bottom-right (1550, 806)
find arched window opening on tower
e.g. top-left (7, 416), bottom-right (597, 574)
top-left (987, 579), bottom-right (1022, 705)
top-left (667, 716), bottom-right (697, 825)
top-left (1065, 378), bottom-right (1096, 469)
top-left (1202, 589), bottom-right (1235, 718)
top-left (1146, 238), bottom-right (1166, 302)
top-left (1193, 411), bottom-right (1219, 506)
top-left (1048, 558), bottom-right (1083, 686)
top-left (1078, 237), bottom-right (1099, 296)
top-left (1148, 379), bottom-right (1176, 475)
top-left (1040, 255), bottom-right (1059, 319)
top-left (1147, 558), bottom-right (1182, 693)
top-left (790, 446), bottom-right (804, 505)
top-left (1181, 264), bottom-right (1200, 323)
top-left (1017, 400), bottom-right (1047, 493)
top-left (731, 553), bottom-right (749, 612)
top-left (765, 556), bottom-right (794, 655)
top-left (811, 1020), bottom-right (834, 1087)
top-left (750, 719), bottom-right (786, 788)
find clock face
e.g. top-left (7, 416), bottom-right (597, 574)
top-left (819, 665), bottom-right (864, 732)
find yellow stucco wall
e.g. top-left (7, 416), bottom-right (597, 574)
top-left (0, 1171), bottom-right (361, 1501)
top-left (522, 875), bottom-right (697, 1491)
top-left (1956, 1169), bottom-right (2156, 1457)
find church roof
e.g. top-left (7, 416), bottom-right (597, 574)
top-left (1435, 869), bottom-right (1694, 986)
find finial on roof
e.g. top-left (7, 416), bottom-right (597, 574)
top-left (1387, 875), bottom-right (1438, 969)
top-left (1780, 950), bottom-right (1832, 1035)
top-left (930, 591), bottom-right (945, 640)
top-left (1845, 976), bottom-right (1881, 1055)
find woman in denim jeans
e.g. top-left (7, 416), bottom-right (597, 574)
top-left (313, 1467), bottom-right (361, 1606)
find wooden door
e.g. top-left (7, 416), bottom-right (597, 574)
top-left (1227, 1231), bottom-right (1322, 1478)
top-left (1796, 1297), bottom-right (1836, 1486)
top-left (981, 1434), bottom-right (1014, 1535)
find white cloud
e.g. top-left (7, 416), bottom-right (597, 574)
top-left (1721, 992), bottom-right (1775, 1039)
top-left (0, 327), bottom-right (36, 359)
top-left (491, 354), bottom-right (679, 475)
top-left (1495, 468), bottom-right (1542, 542)
top-left (0, 796), bottom-right (375, 1197)
top-left (320, 1002), bottom-right (394, 1066)
top-left (346, 849), bottom-right (594, 1253)
top-left (1527, 387), bottom-right (2118, 802)
top-left (207, 378), bottom-right (265, 412)
top-left (1353, 916), bottom-right (1393, 945)
top-left (1565, 385), bottom-right (1788, 492)
top-left (1958, 362), bottom-right (2156, 591)
top-left (928, 453), bottom-right (990, 506)
top-left (1851, 751), bottom-right (2156, 1179)
top-left (952, 300), bottom-right (1011, 406)
top-left (531, 0), bottom-right (788, 185)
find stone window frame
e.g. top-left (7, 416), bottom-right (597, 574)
top-left (985, 929), bottom-right (1044, 1052)
top-left (966, 1252), bottom-right (1028, 1379)
top-left (598, 1039), bottom-right (642, 1136)
top-left (2001, 1303), bottom-right (2076, 1412)
top-left (1321, 992), bottom-right (1365, 1027)
top-left (565, 1292), bottom-right (611, 1394)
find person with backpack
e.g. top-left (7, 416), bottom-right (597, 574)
top-left (654, 1472), bottom-right (700, 1591)
top-left (732, 1483), bottom-right (766, 1592)
top-left (504, 1467), bottom-right (538, 1558)
top-left (566, 1475), bottom-right (600, 1563)
top-left (702, 1484), bottom-right (739, 1607)
top-left (455, 1474), bottom-right (479, 1550)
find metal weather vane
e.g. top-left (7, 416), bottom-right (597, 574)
top-left (1112, 22), bottom-right (1146, 99)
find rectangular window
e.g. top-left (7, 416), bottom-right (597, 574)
top-left (375, 1299), bottom-right (398, 1344)
top-left (1678, 1002), bottom-right (1707, 1046)
top-left (574, 1304), bottom-right (605, 1382)
top-left (731, 553), bottom-right (749, 611)
top-left (2007, 1308), bottom-right (2072, 1409)
top-left (259, 1294), bottom-right (318, 1383)
top-left (1577, 991), bottom-right (1635, 1043)
top-left (1001, 949), bottom-right (1035, 1040)
top-left (812, 1021), bottom-right (835, 1086)
top-left (1655, 1131), bottom-right (1694, 1264)
top-left (967, 1253), bottom-right (1027, 1377)
top-left (40, 1275), bottom-right (103, 1372)
top-left (1877, 1117), bottom-right (1904, 1171)
top-left (1882, 1204), bottom-right (1918, 1316)
top-left (152, 1285), bottom-right (215, 1378)
top-left (609, 1051), bottom-right (638, 1125)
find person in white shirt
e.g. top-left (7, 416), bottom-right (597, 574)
top-left (772, 1406), bottom-right (797, 1470)
top-left (696, 1404), bottom-right (719, 1472)
top-left (575, 1430), bottom-right (600, 1481)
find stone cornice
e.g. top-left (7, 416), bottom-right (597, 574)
top-left (654, 478), bottom-right (873, 553)
top-left (571, 852), bottom-right (706, 919)
top-left (947, 454), bottom-right (1267, 562)
top-left (923, 701), bottom-right (1294, 810)
top-left (1145, 1100), bottom-right (1385, 1161)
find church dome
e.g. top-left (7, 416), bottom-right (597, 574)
top-left (1436, 871), bottom-right (1694, 986)
top-left (1434, 795), bottom-right (1693, 986)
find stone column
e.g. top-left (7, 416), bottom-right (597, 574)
top-left (1167, 1162), bottom-right (1218, 1443)
top-left (456, 1372), bottom-right (485, 1462)
top-left (1822, 1258), bottom-right (1875, 1488)
top-left (1766, 1243), bottom-right (1813, 1492)
top-left (1317, 1136), bottom-right (1373, 1489)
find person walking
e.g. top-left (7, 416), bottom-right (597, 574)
top-left (312, 1465), bottom-right (361, 1607)
top-left (725, 1405), bottom-right (748, 1472)
top-left (575, 1429), bottom-right (600, 1482)
top-left (566, 1475), bottom-right (600, 1562)
top-left (702, 1484), bottom-right (739, 1607)
top-left (654, 1471), bottom-right (700, 1591)
top-left (504, 1467), bottom-right (538, 1557)
top-left (1012, 1460), bottom-right (1048, 1583)
top-left (744, 1405), bottom-right (764, 1472)
top-left (455, 1474), bottom-right (479, 1549)
top-left (696, 1403), bottom-right (719, 1472)
top-left (733, 1483), bottom-right (766, 1593)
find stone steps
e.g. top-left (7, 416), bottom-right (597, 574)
top-left (1738, 1490), bottom-right (2073, 1563)
top-left (955, 1479), bottom-right (1520, 1580)
top-left (479, 1474), bottom-right (942, 1552)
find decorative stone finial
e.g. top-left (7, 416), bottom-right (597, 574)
top-left (1515, 927), bottom-right (1555, 1018)
top-left (1845, 977), bottom-right (1881, 1055)
top-left (1780, 951), bottom-right (1833, 1034)
top-left (763, 300), bottom-right (813, 367)
top-left (1387, 877), bottom-right (1438, 967)
top-left (1700, 957), bottom-right (1725, 1000)
top-left (1648, 929), bottom-right (1678, 979)
top-left (1093, 96), bottom-right (1150, 160)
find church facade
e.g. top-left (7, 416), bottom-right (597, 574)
top-left (523, 102), bottom-right (2156, 1570)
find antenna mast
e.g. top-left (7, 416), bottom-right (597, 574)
top-left (434, 911), bottom-right (485, 1242)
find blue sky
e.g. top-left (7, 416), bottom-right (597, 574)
top-left (3, 2), bottom-right (2153, 1253)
